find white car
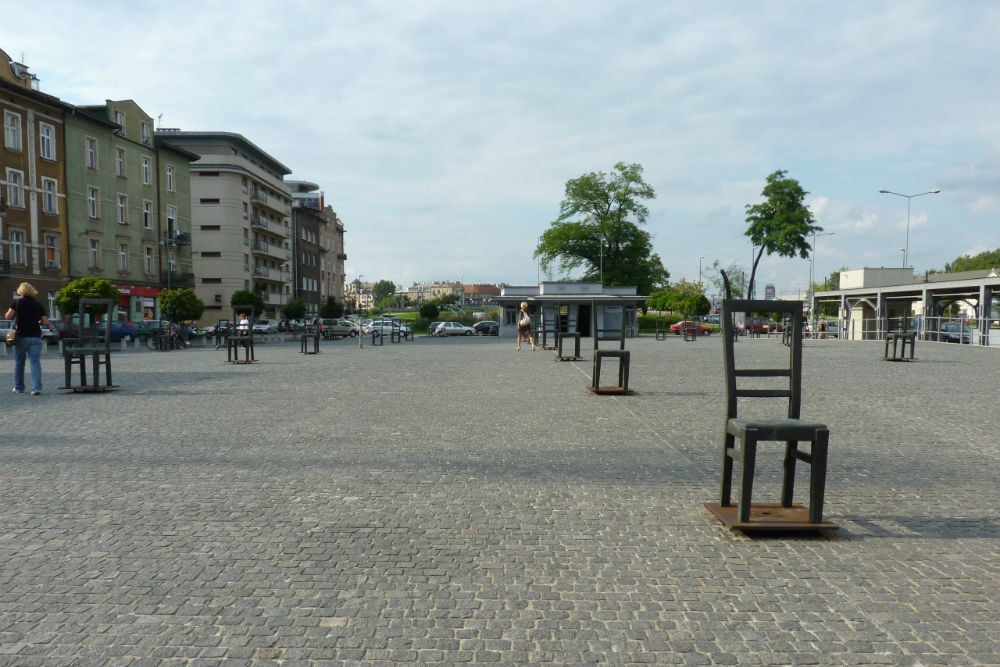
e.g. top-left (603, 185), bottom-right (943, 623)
top-left (364, 319), bottom-right (412, 336)
top-left (253, 319), bottom-right (279, 334)
top-left (434, 321), bottom-right (476, 336)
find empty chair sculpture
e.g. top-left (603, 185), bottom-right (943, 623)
top-left (709, 299), bottom-right (833, 530)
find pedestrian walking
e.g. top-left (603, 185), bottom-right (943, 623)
top-left (516, 301), bottom-right (536, 351)
top-left (5, 282), bottom-right (50, 395)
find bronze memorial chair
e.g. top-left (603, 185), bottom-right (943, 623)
top-left (711, 299), bottom-right (832, 530)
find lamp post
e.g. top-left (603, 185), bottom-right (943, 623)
top-left (357, 274), bottom-right (363, 349)
top-left (878, 188), bottom-right (941, 268)
top-left (698, 256), bottom-right (704, 287)
top-left (809, 232), bottom-right (834, 318)
top-left (900, 248), bottom-right (906, 268)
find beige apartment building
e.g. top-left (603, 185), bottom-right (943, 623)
top-left (157, 130), bottom-right (293, 324)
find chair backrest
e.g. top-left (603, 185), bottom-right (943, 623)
top-left (721, 299), bottom-right (804, 421)
top-left (77, 298), bottom-right (114, 351)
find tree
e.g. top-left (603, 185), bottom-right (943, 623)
top-left (319, 297), bottom-right (344, 319)
top-left (646, 279), bottom-right (710, 315)
top-left (944, 249), bottom-right (1000, 273)
top-left (705, 260), bottom-right (747, 299)
top-left (159, 288), bottom-right (205, 324)
top-left (231, 290), bottom-right (265, 319)
top-left (371, 280), bottom-right (396, 310)
top-left (281, 297), bottom-right (308, 322)
top-left (534, 162), bottom-right (669, 294)
top-left (744, 170), bottom-right (821, 299)
top-left (419, 302), bottom-right (440, 320)
top-left (54, 276), bottom-right (121, 317)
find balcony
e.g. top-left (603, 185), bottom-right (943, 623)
top-left (251, 217), bottom-right (268, 229)
top-left (252, 266), bottom-right (269, 278)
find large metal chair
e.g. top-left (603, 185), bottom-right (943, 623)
top-left (227, 315), bottom-right (256, 363)
top-left (711, 299), bottom-right (832, 530)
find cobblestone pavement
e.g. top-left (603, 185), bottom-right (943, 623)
top-left (1, 334), bottom-right (998, 666)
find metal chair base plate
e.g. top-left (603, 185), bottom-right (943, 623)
top-left (704, 502), bottom-right (837, 532)
top-left (555, 356), bottom-right (581, 362)
top-left (586, 385), bottom-right (635, 395)
top-left (60, 384), bottom-right (120, 393)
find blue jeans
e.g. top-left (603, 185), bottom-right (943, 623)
top-left (13, 336), bottom-right (43, 393)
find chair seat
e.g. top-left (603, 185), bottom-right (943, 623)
top-left (727, 417), bottom-right (827, 441)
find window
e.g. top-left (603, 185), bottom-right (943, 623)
top-left (85, 137), bottom-right (98, 168)
top-left (118, 242), bottom-right (129, 272)
top-left (114, 109), bottom-right (125, 130)
top-left (142, 156), bottom-right (151, 184)
top-left (241, 176), bottom-right (248, 193)
top-left (166, 164), bottom-right (175, 191)
top-left (39, 122), bottom-right (56, 160)
top-left (9, 229), bottom-right (25, 264)
top-left (117, 194), bottom-right (128, 224)
top-left (167, 205), bottom-right (176, 235)
top-left (143, 200), bottom-right (152, 229)
top-left (201, 251), bottom-right (221, 258)
top-left (115, 148), bottom-right (126, 177)
top-left (141, 122), bottom-right (151, 145)
top-left (87, 187), bottom-right (99, 218)
top-left (144, 246), bottom-right (153, 274)
top-left (4, 111), bottom-right (21, 150)
top-left (42, 178), bottom-right (58, 214)
top-left (5, 169), bottom-right (24, 208)
top-left (200, 198), bottom-right (220, 204)
top-left (44, 233), bottom-right (60, 268)
top-left (89, 239), bottom-right (100, 268)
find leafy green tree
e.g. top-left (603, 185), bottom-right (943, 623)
top-left (646, 280), bottom-right (710, 315)
top-left (55, 276), bottom-right (121, 317)
top-left (534, 162), bottom-right (669, 294)
top-left (318, 297), bottom-right (344, 318)
top-left (231, 290), bottom-right (265, 319)
top-left (705, 260), bottom-right (747, 299)
top-left (281, 298), bottom-right (308, 322)
top-left (159, 288), bottom-right (205, 324)
top-left (419, 302), bottom-right (440, 320)
top-left (744, 170), bottom-right (821, 299)
top-left (372, 280), bottom-right (396, 310)
top-left (944, 249), bottom-right (1000, 272)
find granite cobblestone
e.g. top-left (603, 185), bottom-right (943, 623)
top-left (1, 335), bottom-right (999, 665)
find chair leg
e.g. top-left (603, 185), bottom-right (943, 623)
top-left (737, 431), bottom-right (758, 523)
top-left (781, 440), bottom-right (798, 508)
top-left (809, 429), bottom-right (830, 523)
top-left (720, 432), bottom-right (736, 507)
top-left (592, 355), bottom-right (601, 389)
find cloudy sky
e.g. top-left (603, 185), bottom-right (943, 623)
top-left (4, 1), bottom-right (999, 295)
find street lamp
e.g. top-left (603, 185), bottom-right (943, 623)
top-left (900, 248), bottom-right (906, 268)
top-left (809, 231), bottom-right (834, 318)
top-left (878, 188), bottom-right (941, 268)
top-left (357, 274), bottom-right (363, 349)
top-left (698, 256), bottom-right (704, 287)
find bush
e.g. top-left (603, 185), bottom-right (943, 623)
top-left (412, 317), bottom-right (431, 334)
top-left (419, 302), bottom-right (440, 320)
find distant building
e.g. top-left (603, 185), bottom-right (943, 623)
top-left (287, 181), bottom-right (346, 315)
top-left (406, 281), bottom-right (463, 303)
top-left (157, 129), bottom-right (293, 323)
top-left (463, 283), bottom-right (500, 307)
top-left (492, 282), bottom-right (646, 339)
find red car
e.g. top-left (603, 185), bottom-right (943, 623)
top-left (669, 321), bottom-right (712, 335)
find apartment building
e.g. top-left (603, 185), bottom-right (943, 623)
top-left (0, 49), bottom-right (70, 309)
top-left (69, 100), bottom-right (195, 322)
top-left (288, 180), bottom-right (346, 316)
top-left (405, 281), bottom-right (464, 304)
top-left (158, 130), bottom-right (292, 324)
top-left (463, 283), bottom-right (500, 307)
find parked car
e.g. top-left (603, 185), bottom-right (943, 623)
top-left (435, 321), bottom-right (476, 336)
top-left (253, 319), bottom-right (279, 334)
top-left (703, 314), bottom-right (721, 325)
top-left (473, 320), bottom-right (499, 336)
top-left (364, 319), bottom-right (412, 336)
top-left (39, 322), bottom-right (59, 344)
top-left (926, 321), bottom-right (973, 344)
top-left (669, 321), bottom-right (713, 335)
top-left (320, 318), bottom-right (358, 337)
top-left (428, 321), bottom-right (444, 336)
top-left (742, 317), bottom-right (778, 334)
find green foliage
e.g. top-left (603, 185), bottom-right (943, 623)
top-left (744, 170), bottom-right (821, 298)
top-left (231, 290), bottom-right (265, 319)
top-left (944, 249), bottom-right (1000, 272)
top-left (646, 279), bottom-right (709, 315)
top-left (159, 288), bottom-right (205, 324)
top-left (281, 297), bottom-right (308, 321)
top-left (704, 260), bottom-right (747, 299)
top-left (318, 297), bottom-right (344, 318)
top-left (419, 302), bottom-right (440, 320)
top-left (55, 276), bottom-right (121, 317)
top-left (412, 317), bottom-right (431, 333)
top-left (534, 162), bottom-right (669, 294)
top-left (372, 280), bottom-right (396, 309)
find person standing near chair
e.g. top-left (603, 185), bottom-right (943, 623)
top-left (6, 282), bottom-right (50, 395)
top-left (516, 301), bottom-right (536, 351)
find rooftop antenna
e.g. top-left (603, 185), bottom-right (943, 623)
top-left (157, 114), bottom-right (163, 129)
